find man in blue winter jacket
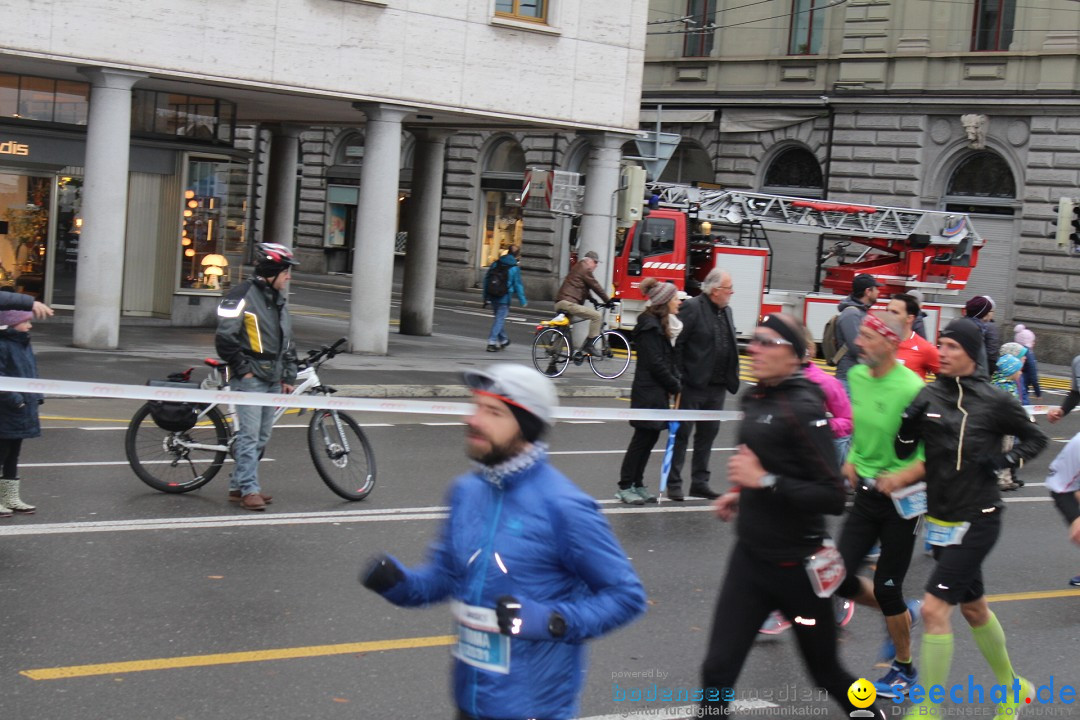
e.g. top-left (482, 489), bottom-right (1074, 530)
top-left (361, 364), bottom-right (646, 720)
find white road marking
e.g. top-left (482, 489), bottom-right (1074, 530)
top-left (578, 699), bottom-right (778, 719)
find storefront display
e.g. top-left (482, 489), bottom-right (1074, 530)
top-left (179, 156), bottom-right (247, 291)
top-left (0, 174), bottom-right (51, 299)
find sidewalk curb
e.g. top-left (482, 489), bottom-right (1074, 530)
top-left (336, 384), bottom-right (629, 399)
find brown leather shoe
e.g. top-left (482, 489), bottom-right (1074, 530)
top-left (229, 490), bottom-right (273, 505)
top-left (239, 493), bottom-right (267, 511)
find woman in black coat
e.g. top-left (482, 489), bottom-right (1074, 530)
top-left (616, 278), bottom-right (682, 505)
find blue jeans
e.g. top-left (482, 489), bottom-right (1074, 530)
top-left (230, 375), bottom-right (278, 496)
top-left (488, 301), bottom-right (510, 345)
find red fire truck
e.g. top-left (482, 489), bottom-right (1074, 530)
top-left (609, 183), bottom-right (985, 342)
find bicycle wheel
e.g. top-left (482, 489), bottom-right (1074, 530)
top-left (531, 328), bottom-right (571, 377)
top-left (589, 330), bottom-right (632, 379)
top-left (125, 404), bottom-right (230, 493)
top-left (308, 410), bottom-right (376, 501)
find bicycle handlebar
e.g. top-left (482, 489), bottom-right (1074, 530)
top-left (300, 337), bottom-right (348, 368)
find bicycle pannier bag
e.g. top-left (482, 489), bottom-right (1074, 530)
top-left (146, 378), bottom-right (201, 432)
top-left (486, 261), bottom-right (510, 299)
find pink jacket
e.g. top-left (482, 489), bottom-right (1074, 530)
top-left (804, 363), bottom-right (853, 439)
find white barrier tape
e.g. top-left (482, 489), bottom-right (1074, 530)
top-left (1024, 404), bottom-right (1051, 417)
top-left (0, 377), bottom-right (742, 423)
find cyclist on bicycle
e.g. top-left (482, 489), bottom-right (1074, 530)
top-left (554, 250), bottom-right (613, 356)
top-left (215, 242), bottom-right (300, 511)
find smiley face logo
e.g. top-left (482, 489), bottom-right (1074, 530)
top-left (848, 678), bottom-right (876, 709)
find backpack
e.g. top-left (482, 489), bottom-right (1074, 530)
top-left (821, 313), bottom-right (847, 366)
top-left (486, 260), bottom-right (510, 299)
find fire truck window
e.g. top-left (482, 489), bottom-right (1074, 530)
top-left (636, 218), bottom-right (675, 257)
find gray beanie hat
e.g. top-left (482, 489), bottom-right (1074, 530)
top-left (640, 277), bottom-right (677, 306)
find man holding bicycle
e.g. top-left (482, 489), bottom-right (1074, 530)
top-left (554, 250), bottom-right (613, 356)
top-left (215, 243), bottom-right (299, 511)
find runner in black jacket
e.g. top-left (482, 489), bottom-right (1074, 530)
top-left (887, 318), bottom-right (1047, 716)
top-left (699, 313), bottom-right (883, 719)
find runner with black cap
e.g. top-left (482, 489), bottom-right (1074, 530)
top-left (360, 364), bottom-right (646, 720)
top-left (886, 318), bottom-right (1048, 716)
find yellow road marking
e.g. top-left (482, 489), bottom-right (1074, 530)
top-left (21, 634), bottom-right (456, 681)
top-left (985, 588), bottom-right (1080, 603)
top-left (23, 589), bottom-right (1080, 680)
top-left (40, 415), bottom-right (131, 423)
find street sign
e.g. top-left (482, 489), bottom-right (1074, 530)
top-left (634, 131), bottom-right (681, 181)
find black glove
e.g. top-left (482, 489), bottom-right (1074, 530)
top-left (982, 452), bottom-right (1018, 473)
top-left (495, 595), bottom-right (562, 640)
top-left (360, 554), bottom-right (404, 593)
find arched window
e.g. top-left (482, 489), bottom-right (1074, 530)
top-left (657, 143), bottom-right (714, 185)
top-left (762, 147), bottom-right (823, 197)
top-left (946, 151), bottom-right (1015, 200)
top-left (334, 132), bottom-right (364, 167)
top-left (479, 138), bottom-right (526, 268)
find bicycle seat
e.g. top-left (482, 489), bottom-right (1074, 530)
top-left (204, 358), bottom-right (226, 368)
top-left (541, 313), bottom-right (570, 327)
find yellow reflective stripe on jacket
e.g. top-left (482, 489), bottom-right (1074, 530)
top-left (243, 311), bottom-right (262, 353)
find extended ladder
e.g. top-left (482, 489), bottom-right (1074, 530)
top-left (647, 183), bottom-right (983, 247)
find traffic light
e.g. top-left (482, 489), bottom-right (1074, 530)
top-left (1053, 197), bottom-right (1076, 249)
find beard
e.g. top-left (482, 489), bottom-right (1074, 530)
top-left (465, 429), bottom-right (528, 466)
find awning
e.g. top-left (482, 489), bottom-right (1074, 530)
top-left (720, 108), bottom-right (827, 133)
top-left (639, 109), bottom-right (716, 124)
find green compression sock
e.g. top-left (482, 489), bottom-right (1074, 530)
top-left (970, 612), bottom-right (1015, 685)
top-left (906, 634), bottom-right (953, 717)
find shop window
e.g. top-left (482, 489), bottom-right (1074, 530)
top-left (683, 0), bottom-right (717, 57)
top-left (763, 147), bottom-right (824, 198)
top-left (132, 91), bottom-right (236, 145)
top-left (179, 156), bottom-right (248, 291)
top-left (657, 143), bottom-right (714, 185)
top-left (971, 0), bottom-right (1015, 51)
top-left (495, 0), bottom-right (546, 22)
top-left (0, 73), bottom-right (89, 125)
top-left (788, 0), bottom-right (826, 55)
top-left (479, 139), bottom-right (526, 269)
top-left (0, 174), bottom-right (53, 299)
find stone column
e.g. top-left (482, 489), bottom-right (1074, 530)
top-left (578, 132), bottom-right (625, 292)
top-left (349, 104), bottom-right (411, 354)
top-left (73, 68), bottom-right (145, 350)
top-left (400, 129), bottom-right (451, 336)
top-left (263, 125), bottom-right (302, 248)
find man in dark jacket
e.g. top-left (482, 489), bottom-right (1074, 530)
top-left (668, 267), bottom-right (739, 500)
top-left (362, 364), bottom-right (646, 720)
top-left (554, 250), bottom-right (611, 354)
top-left (215, 243), bottom-right (299, 511)
top-left (701, 313), bottom-right (882, 719)
top-left (964, 294), bottom-right (999, 376)
top-left (887, 318), bottom-right (1047, 715)
top-left (835, 273), bottom-right (880, 385)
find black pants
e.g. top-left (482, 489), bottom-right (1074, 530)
top-left (669, 384), bottom-right (726, 490)
top-left (0, 438), bottom-right (22, 479)
top-left (700, 542), bottom-right (876, 716)
top-left (619, 425), bottom-right (664, 490)
top-left (836, 489), bottom-right (918, 616)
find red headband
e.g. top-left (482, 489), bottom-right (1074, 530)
top-left (863, 313), bottom-right (900, 343)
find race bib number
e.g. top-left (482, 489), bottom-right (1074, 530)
top-left (805, 542), bottom-right (846, 598)
top-left (924, 516), bottom-right (971, 547)
top-left (451, 601), bottom-right (511, 675)
top-left (892, 482), bottom-right (928, 520)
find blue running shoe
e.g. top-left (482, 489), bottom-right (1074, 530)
top-left (864, 544), bottom-right (881, 562)
top-left (1070, 575), bottom-right (1080, 587)
top-left (874, 661), bottom-right (918, 699)
top-left (879, 599), bottom-right (922, 663)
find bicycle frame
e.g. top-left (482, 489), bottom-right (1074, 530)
top-left (177, 361), bottom-right (331, 454)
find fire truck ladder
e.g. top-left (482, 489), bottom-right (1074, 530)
top-left (647, 183), bottom-right (984, 248)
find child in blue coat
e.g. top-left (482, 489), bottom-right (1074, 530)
top-left (0, 309), bottom-right (41, 516)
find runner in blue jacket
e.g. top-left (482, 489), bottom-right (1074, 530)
top-left (362, 364), bottom-right (646, 720)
